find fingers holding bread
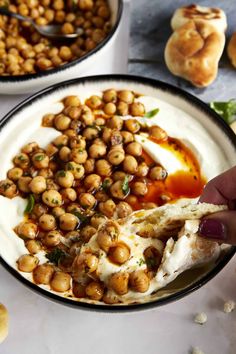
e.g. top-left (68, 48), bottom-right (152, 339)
top-left (0, 304), bottom-right (9, 344)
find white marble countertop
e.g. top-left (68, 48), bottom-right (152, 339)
top-left (1, 1), bottom-right (236, 354)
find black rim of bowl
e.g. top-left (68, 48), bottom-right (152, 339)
top-left (0, 74), bottom-right (235, 313)
top-left (0, 0), bottom-right (123, 83)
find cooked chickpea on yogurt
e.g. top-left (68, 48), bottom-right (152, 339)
top-left (0, 89), bottom-right (208, 304)
top-left (0, 0), bottom-right (111, 76)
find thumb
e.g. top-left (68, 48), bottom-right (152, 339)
top-left (198, 210), bottom-right (236, 245)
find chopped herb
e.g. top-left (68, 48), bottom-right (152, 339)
top-left (102, 178), bottom-right (110, 191)
top-left (46, 248), bottom-right (67, 265)
top-left (18, 155), bottom-right (26, 161)
top-left (78, 148), bottom-right (84, 153)
top-left (72, 210), bottom-right (89, 224)
top-left (24, 194), bottom-right (35, 214)
top-left (67, 162), bottom-right (74, 170)
top-left (51, 198), bottom-right (59, 205)
top-left (122, 175), bottom-right (130, 195)
top-left (34, 154), bottom-right (44, 161)
top-left (137, 258), bottom-right (145, 266)
top-left (210, 100), bottom-right (236, 125)
top-left (144, 108), bottom-right (160, 118)
top-left (57, 170), bottom-right (66, 177)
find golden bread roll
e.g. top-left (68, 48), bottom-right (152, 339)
top-left (171, 4), bottom-right (227, 33)
top-left (0, 303), bottom-right (8, 344)
top-left (164, 20), bottom-right (225, 87)
top-left (227, 32), bottom-right (236, 68)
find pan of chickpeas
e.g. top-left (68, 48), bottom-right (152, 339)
top-left (0, 75), bottom-right (235, 311)
top-left (0, 0), bottom-right (123, 94)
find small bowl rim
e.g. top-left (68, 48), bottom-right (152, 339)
top-left (0, 0), bottom-right (123, 83)
top-left (0, 73), bottom-right (236, 312)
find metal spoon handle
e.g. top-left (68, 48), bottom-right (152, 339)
top-left (0, 7), bottom-right (33, 24)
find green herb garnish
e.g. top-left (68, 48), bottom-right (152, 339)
top-left (24, 194), bottom-right (35, 214)
top-left (67, 162), bottom-right (74, 171)
top-left (122, 175), bottom-right (130, 195)
top-left (210, 100), bottom-right (236, 125)
top-left (137, 258), bottom-right (145, 267)
top-left (18, 155), bottom-right (26, 161)
top-left (102, 178), bottom-right (110, 191)
top-left (72, 210), bottom-right (89, 224)
top-left (144, 108), bottom-right (160, 118)
top-left (34, 154), bottom-right (44, 161)
top-left (46, 248), bottom-right (67, 265)
top-left (57, 170), bottom-right (66, 177)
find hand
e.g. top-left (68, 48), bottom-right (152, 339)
top-left (198, 166), bottom-right (236, 245)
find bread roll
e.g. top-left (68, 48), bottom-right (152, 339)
top-left (0, 303), bottom-right (8, 344)
top-left (171, 4), bottom-right (227, 33)
top-left (164, 20), bottom-right (225, 87)
top-left (227, 32), bottom-right (236, 68)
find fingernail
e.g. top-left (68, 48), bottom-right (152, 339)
top-left (199, 219), bottom-right (226, 240)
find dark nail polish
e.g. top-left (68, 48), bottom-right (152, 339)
top-left (199, 219), bottom-right (226, 240)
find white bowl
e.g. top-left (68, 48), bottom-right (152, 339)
top-left (0, 75), bottom-right (235, 312)
top-left (0, 1), bottom-right (123, 95)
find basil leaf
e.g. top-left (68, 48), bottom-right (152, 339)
top-left (46, 248), bottom-right (67, 265)
top-left (122, 175), bottom-right (130, 195)
top-left (210, 100), bottom-right (236, 125)
top-left (24, 194), bottom-right (35, 214)
top-left (144, 108), bottom-right (160, 118)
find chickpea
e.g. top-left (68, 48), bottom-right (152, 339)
top-left (103, 291), bottom-right (119, 304)
top-left (98, 199), bottom-right (116, 218)
top-left (86, 95), bottom-right (102, 109)
top-left (136, 162), bottom-right (149, 177)
top-left (144, 246), bottom-right (162, 270)
top-left (108, 116), bottom-right (123, 131)
top-left (18, 176), bottom-right (32, 193)
top-left (46, 144), bottom-right (58, 157)
top-left (39, 214), bottom-right (56, 231)
top-left (73, 253), bottom-right (98, 275)
top-left (59, 213), bottom-right (78, 231)
top-left (123, 155), bottom-right (138, 174)
top-left (130, 102), bottom-right (145, 116)
top-left (125, 142), bottom-right (142, 157)
top-left (50, 271), bottom-right (71, 292)
top-left (53, 134), bottom-right (69, 147)
top-left (29, 176), bottom-right (46, 194)
top-left (71, 147), bottom-right (88, 164)
top-left (111, 130), bottom-right (123, 146)
top-left (61, 22), bottom-right (74, 34)
top-left (69, 136), bottom-right (85, 149)
top-left (64, 129), bottom-right (77, 138)
top-left (118, 90), bottom-right (134, 104)
top-left (42, 190), bottom-right (62, 207)
top-left (141, 202), bottom-right (157, 210)
top-left (0, 179), bottom-right (17, 198)
top-left (66, 161), bottom-right (85, 179)
top-left (72, 282), bottom-right (86, 298)
top-left (95, 159), bottom-right (112, 177)
top-left (66, 203), bottom-right (82, 215)
top-left (102, 127), bottom-right (112, 143)
top-left (88, 143), bottom-right (106, 159)
top-left (116, 202), bottom-right (133, 218)
top-left (84, 158), bottom-right (95, 174)
top-left (78, 0), bottom-right (93, 10)
top-left (13, 153), bottom-right (30, 169)
top-left (36, 58), bottom-right (52, 70)
top-left (90, 214), bottom-right (107, 229)
top-left (97, 220), bottom-right (119, 252)
top-left (31, 203), bottom-right (48, 219)
top-left (16, 222), bottom-right (37, 239)
top-left (32, 152), bottom-right (49, 169)
top-left (33, 264), bottom-right (54, 285)
top-left (109, 272), bottom-right (129, 295)
top-left (121, 131), bottom-right (134, 144)
top-left (131, 181), bottom-right (148, 196)
top-left (43, 230), bottom-right (61, 247)
top-left (97, 5), bottom-right (110, 19)
top-left (149, 126), bottom-right (167, 140)
top-left (85, 281), bottom-right (104, 300)
top-left (17, 254), bottom-right (39, 273)
top-left (107, 147), bottom-right (125, 166)
top-left (21, 142), bottom-right (39, 154)
top-left (63, 96), bottom-right (80, 108)
top-left (112, 171), bottom-right (126, 181)
top-left (46, 179), bottom-right (60, 191)
top-left (64, 106), bottom-right (80, 121)
top-left (149, 166), bottom-right (167, 181)
top-left (55, 9), bottom-right (65, 23)
top-left (110, 180), bottom-right (129, 200)
top-left (79, 106), bottom-right (94, 125)
top-left (95, 117), bottom-right (105, 126)
top-left (108, 242), bottom-right (130, 265)
top-left (61, 188), bottom-right (77, 202)
top-left (125, 119), bottom-right (140, 133)
top-left (95, 190), bottom-right (109, 202)
top-left (129, 270), bottom-right (150, 293)
top-left (116, 101), bottom-right (128, 116)
top-left (84, 174), bottom-right (101, 192)
top-left (79, 193), bottom-right (96, 209)
top-left (54, 114), bottom-right (71, 131)
top-left (56, 170), bottom-right (74, 188)
top-left (104, 102), bottom-right (116, 115)
top-left (82, 126), bottom-right (99, 140)
top-left (59, 146), bottom-right (71, 162)
top-left (52, 206), bottom-right (65, 218)
top-left (125, 194), bottom-right (138, 205)
top-left (80, 225), bottom-right (97, 242)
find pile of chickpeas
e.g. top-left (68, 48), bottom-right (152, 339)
top-left (0, 0), bottom-right (111, 75)
top-left (0, 89), bottom-right (169, 304)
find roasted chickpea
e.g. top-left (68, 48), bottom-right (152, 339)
top-left (7, 167), bottom-right (23, 181)
top-left (29, 176), bottom-right (47, 194)
top-left (79, 193), bottom-right (96, 209)
top-left (43, 230), bottom-right (61, 247)
top-left (21, 142), bottom-right (39, 154)
top-left (125, 119), bottom-right (140, 133)
top-left (125, 142), bottom-right (142, 157)
top-left (79, 106), bottom-right (94, 125)
top-left (16, 222), bottom-right (37, 239)
top-left (73, 253), bottom-right (98, 275)
top-left (97, 221), bottom-right (119, 252)
top-left (144, 246), bottom-right (162, 270)
top-left (42, 113), bottom-right (55, 127)
top-left (61, 22), bottom-right (74, 34)
top-left (103, 291), bottom-right (119, 304)
top-left (118, 90), bottom-right (134, 104)
top-left (80, 225), bottom-right (97, 242)
top-left (95, 190), bottom-right (109, 202)
top-left (52, 206), bottom-right (65, 218)
top-left (59, 46), bottom-right (72, 60)
top-left (56, 170), bottom-right (74, 188)
top-left (108, 243), bottom-right (130, 265)
top-left (121, 130), bottom-right (134, 144)
top-left (53, 134), bottom-right (69, 147)
top-left (32, 152), bottom-right (49, 169)
top-left (129, 270), bottom-right (150, 293)
top-left (116, 101), bottom-right (128, 116)
top-left (136, 162), bottom-right (149, 177)
top-left (98, 199), bottom-right (116, 218)
top-left (86, 95), bottom-right (102, 109)
top-left (104, 102), bottom-right (116, 115)
top-left (110, 180), bottom-right (129, 200)
top-left (0, 179), bottom-right (17, 198)
top-left (82, 126), bottom-right (99, 140)
top-left (130, 102), bottom-right (145, 116)
top-left (131, 181), bottom-right (148, 196)
top-left (17, 254), bottom-right (39, 272)
top-left (85, 281), bottom-right (104, 300)
top-left (112, 171), bottom-right (126, 181)
top-left (46, 179), bottom-right (60, 191)
top-left (72, 282), bottom-right (86, 298)
top-left (116, 201), bottom-right (133, 218)
top-left (149, 126), bottom-right (167, 140)
top-left (13, 153), bottom-right (30, 169)
top-left (123, 155), bottom-right (138, 174)
top-left (90, 214), bottom-right (107, 228)
top-left (83, 158), bottom-right (95, 174)
top-left (84, 174), bottom-right (101, 192)
top-left (102, 127), bottom-right (112, 143)
top-left (39, 214), bottom-right (56, 231)
top-left (95, 159), bottom-right (112, 176)
top-left (61, 188), bottom-right (77, 202)
top-left (103, 89), bottom-right (117, 103)
top-left (59, 146), bottom-right (71, 162)
top-left (31, 203), bottom-right (48, 220)
top-left (66, 161), bottom-right (85, 179)
top-left (59, 213), bottom-right (78, 231)
top-left (108, 116), bottom-right (123, 131)
top-left (17, 176), bottom-right (32, 193)
top-left (141, 202), bottom-right (157, 209)
top-left (71, 147), bottom-right (88, 164)
top-left (89, 143), bottom-right (106, 159)
top-left (33, 264), bottom-right (55, 284)
top-left (109, 272), bottom-right (129, 295)
top-left (54, 114), bottom-right (71, 131)
top-left (125, 194), bottom-right (138, 205)
top-left (149, 166), bottom-right (167, 181)
top-left (50, 271), bottom-right (71, 292)
top-left (25, 239), bottom-right (41, 254)
top-left (64, 95), bottom-right (80, 107)
top-left (107, 147), bottom-right (125, 166)
top-left (42, 190), bottom-right (62, 207)
top-left (46, 143), bottom-right (58, 157)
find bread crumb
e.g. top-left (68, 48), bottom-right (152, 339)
top-left (194, 312), bottom-right (207, 325)
top-left (192, 347), bottom-right (205, 354)
top-left (223, 300), bottom-right (235, 313)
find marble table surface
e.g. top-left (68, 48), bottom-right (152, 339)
top-left (1, 1), bottom-right (236, 354)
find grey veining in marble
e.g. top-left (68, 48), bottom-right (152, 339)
top-left (128, 0), bottom-right (236, 102)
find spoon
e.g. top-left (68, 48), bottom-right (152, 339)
top-left (0, 7), bottom-right (84, 40)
